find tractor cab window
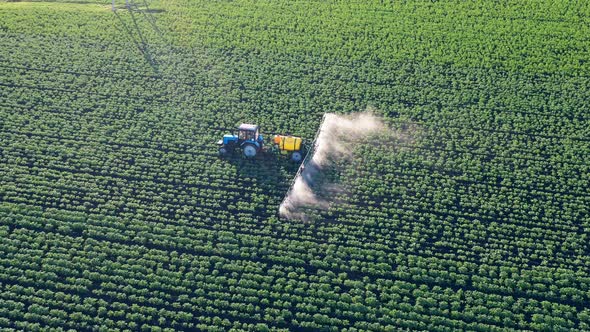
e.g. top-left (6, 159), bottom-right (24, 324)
top-left (238, 129), bottom-right (258, 141)
top-left (237, 124), bottom-right (259, 141)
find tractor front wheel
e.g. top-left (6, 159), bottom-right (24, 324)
top-left (219, 147), bottom-right (228, 156)
top-left (243, 144), bottom-right (258, 158)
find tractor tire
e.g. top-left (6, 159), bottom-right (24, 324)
top-left (291, 151), bottom-right (303, 162)
top-left (243, 144), bottom-right (258, 158)
top-left (219, 147), bottom-right (228, 156)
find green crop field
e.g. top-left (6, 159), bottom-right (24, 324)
top-left (1, 0), bottom-right (590, 331)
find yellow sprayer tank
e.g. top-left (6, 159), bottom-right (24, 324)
top-left (274, 135), bottom-right (302, 151)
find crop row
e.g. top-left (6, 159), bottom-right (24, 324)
top-left (2, 0), bottom-right (590, 331)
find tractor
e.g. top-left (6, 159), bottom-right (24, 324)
top-left (217, 123), bottom-right (304, 162)
top-left (217, 123), bottom-right (264, 158)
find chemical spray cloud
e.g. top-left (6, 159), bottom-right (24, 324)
top-left (279, 111), bottom-right (389, 221)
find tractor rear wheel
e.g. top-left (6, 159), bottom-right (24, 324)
top-left (291, 151), bottom-right (302, 162)
top-left (243, 144), bottom-right (258, 158)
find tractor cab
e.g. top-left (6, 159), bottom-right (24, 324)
top-left (237, 124), bottom-right (260, 142)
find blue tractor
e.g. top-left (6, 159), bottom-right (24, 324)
top-left (217, 123), bottom-right (264, 158)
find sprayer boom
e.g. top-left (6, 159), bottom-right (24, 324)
top-left (279, 113), bottom-right (327, 211)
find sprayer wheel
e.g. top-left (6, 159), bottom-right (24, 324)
top-left (291, 151), bottom-right (302, 162)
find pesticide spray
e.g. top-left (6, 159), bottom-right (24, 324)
top-left (279, 111), bottom-right (392, 220)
